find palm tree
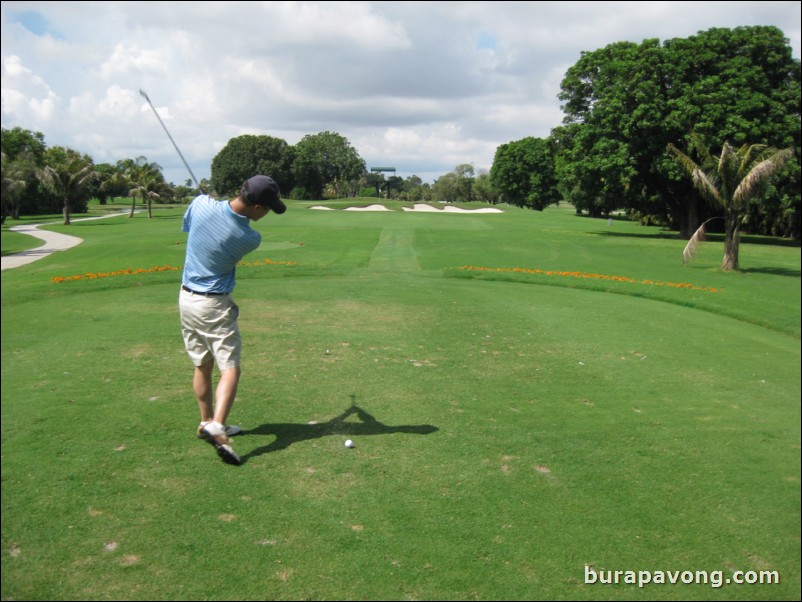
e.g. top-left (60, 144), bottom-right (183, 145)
top-left (129, 169), bottom-right (169, 218)
top-left (101, 170), bottom-right (131, 206)
top-left (1, 151), bottom-right (36, 224)
top-left (667, 137), bottom-right (794, 271)
top-left (351, 174), bottom-right (368, 198)
top-left (38, 147), bottom-right (97, 225)
top-left (121, 156), bottom-right (164, 217)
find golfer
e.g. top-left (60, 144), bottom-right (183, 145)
top-left (179, 175), bottom-right (286, 465)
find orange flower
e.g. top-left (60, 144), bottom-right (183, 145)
top-left (52, 260), bottom-right (297, 284)
top-left (456, 266), bottom-right (717, 293)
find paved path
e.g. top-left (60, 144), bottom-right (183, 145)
top-left (2, 211), bottom-right (138, 271)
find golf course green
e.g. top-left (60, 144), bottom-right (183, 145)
top-left (1, 200), bottom-right (799, 600)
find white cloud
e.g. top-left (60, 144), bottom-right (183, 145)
top-left (1, 54), bottom-right (60, 123)
top-left (267, 1), bottom-right (411, 50)
top-left (1, 1), bottom-right (799, 184)
top-left (100, 44), bottom-right (169, 79)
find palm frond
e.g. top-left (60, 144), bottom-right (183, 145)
top-left (738, 144), bottom-right (768, 179)
top-left (683, 222), bottom-right (707, 264)
top-left (682, 217), bottom-right (722, 264)
top-left (718, 142), bottom-right (742, 198)
top-left (666, 143), bottom-right (698, 173)
top-left (690, 167), bottom-right (721, 205)
top-left (689, 132), bottom-right (715, 168)
top-left (732, 147), bottom-right (794, 207)
top-left (668, 142), bottom-right (721, 205)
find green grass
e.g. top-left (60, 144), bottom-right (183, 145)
top-left (2, 202), bottom-right (800, 600)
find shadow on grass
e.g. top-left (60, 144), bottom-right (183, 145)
top-left (1, 247), bottom-right (54, 258)
top-left (589, 230), bottom-right (679, 240)
top-left (739, 266), bottom-right (801, 277)
top-left (591, 229), bottom-right (800, 248)
top-left (240, 403), bottom-right (438, 461)
top-left (143, 213), bottom-right (183, 220)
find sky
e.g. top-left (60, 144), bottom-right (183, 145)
top-left (2, 1), bottom-right (800, 187)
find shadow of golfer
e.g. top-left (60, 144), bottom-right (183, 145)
top-left (240, 403), bottom-right (438, 460)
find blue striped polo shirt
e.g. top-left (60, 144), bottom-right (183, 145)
top-left (181, 195), bottom-right (261, 293)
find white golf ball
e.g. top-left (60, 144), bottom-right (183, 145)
top-left (344, 439), bottom-right (355, 448)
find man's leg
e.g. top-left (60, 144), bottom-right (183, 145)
top-left (197, 365), bottom-right (243, 466)
top-left (213, 366), bottom-right (241, 426)
top-left (193, 360), bottom-right (215, 423)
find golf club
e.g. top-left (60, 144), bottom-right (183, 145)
top-left (139, 88), bottom-right (204, 192)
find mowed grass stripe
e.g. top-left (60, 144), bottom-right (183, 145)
top-left (368, 226), bottom-right (420, 272)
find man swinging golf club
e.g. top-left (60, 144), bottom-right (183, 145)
top-left (179, 175), bottom-right (286, 465)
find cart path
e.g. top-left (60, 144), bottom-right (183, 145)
top-left (2, 211), bottom-right (139, 271)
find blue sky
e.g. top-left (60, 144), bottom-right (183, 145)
top-left (9, 10), bottom-right (57, 37)
top-left (2, 1), bottom-right (800, 186)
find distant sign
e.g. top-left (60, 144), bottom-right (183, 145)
top-left (370, 167), bottom-right (396, 172)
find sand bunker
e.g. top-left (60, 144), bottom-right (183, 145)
top-left (442, 205), bottom-right (502, 213)
top-left (344, 204), bottom-right (392, 211)
top-left (403, 204), bottom-right (502, 213)
top-left (310, 203), bottom-right (502, 213)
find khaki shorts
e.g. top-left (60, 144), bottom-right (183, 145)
top-left (179, 288), bottom-right (241, 370)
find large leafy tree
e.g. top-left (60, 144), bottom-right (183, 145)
top-left (556, 39), bottom-right (666, 219)
top-left (292, 132), bottom-right (365, 200)
top-left (452, 164), bottom-right (475, 202)
top-left (39, 147), bottom-right (97, 225)
top-left (668, 137), bottom-right (794, 270)
top-left (211, 135), bottom-right (295, 197)
top-left (663, 27), bottom-right (799, 147)
top-left (556, 26), bottom-right (799, 237)
top-left (662, 26), bottom-right (800, 239)
top-left (472, 170), bottom-right (500, 205)
top-left (741, 160), bottom-right (800, 238)
top-left (0, 127), bottom-right (46, 164)
top-left (553, 124), bottom-right (639, 217)
top-left (432, 172), bottom-right (459, 203)
top-left (432, 164), bottom-right (478, 203)
top-left (491, 136), bottom-right (560, 211)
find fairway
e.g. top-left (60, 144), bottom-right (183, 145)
top-left (2, 202), bottom-right (800, 601)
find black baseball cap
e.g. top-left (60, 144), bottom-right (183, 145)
top-left (243, 175), bottom-right (286, 214)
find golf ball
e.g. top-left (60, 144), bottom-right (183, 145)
top-left (344, 439), bottom-right (355, 448)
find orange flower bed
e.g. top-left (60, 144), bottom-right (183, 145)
top-left (456, 266), bottom-right (719, 293)
top-left (51, 259), bottom-right (297, 284)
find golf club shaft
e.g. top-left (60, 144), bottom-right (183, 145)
top-left (139, 89), bottom-right (203, 191)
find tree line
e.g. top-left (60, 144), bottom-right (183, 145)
top-left (3, 25), bottom-right (799, 244)
top-left (0, 125), bottom-right (484, 224)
